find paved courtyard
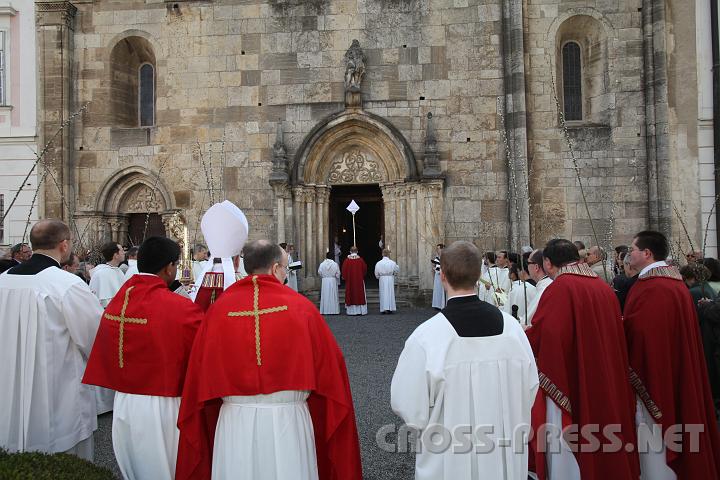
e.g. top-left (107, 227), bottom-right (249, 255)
top-left (94, 307), bottom-right (436, 479)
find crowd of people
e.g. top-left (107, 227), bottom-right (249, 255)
top-left (1, 201), bottom-right (720, 480)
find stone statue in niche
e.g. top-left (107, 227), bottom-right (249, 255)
top-left (343, 40), bottom-right (366, 92)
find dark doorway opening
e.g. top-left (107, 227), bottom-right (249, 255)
top-left (127, 213), bottom-right (165, 247)
top-left (329, 184), bottom-right (384, 285)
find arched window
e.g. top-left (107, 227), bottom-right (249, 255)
top-left (562, 42), bottom-right (582, 121)
top-left (139, 63), bottom-right (154, 127)
top-left (110, 35), bottom-right (156, 127)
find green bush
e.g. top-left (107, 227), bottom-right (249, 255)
top-left (0, 448), bottom-right (115, 479)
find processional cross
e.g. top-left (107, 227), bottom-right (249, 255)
top-left (104, 286), bottom-right (148, 369)
top-left (227, 275), bottom-right (288, 366)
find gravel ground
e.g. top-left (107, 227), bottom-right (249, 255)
top-left (93, 307), bottom-right (436, 479)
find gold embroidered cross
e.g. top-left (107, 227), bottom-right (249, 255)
top-left (227, 275), bottom-right (288, 366)
top-left (104, 286), bottom-right (148, 369)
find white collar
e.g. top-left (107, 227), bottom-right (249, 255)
top-left (639, 260), bottom-right (667, 277)
top-left (447, 293), bottom-right (477, 301)
top-left (137, 272), bottom-right (157, 277)
top-left (348, 253), bottom-right (360, 259)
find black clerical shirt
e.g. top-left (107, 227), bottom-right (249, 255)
top-left (441, 294), bottom-right (504, 337)
top-left (6, 253), bottom-right (60, 275)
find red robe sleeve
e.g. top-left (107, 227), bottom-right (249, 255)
top-left (624, 276), bottom-right (720, 478)
top-left (175, 275), bottom-right (362, 480)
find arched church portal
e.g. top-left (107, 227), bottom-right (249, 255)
top-left (274, 111), bottom-right (444, 293)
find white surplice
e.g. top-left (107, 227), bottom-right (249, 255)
top-left (432, 266), bottom-right (446, 309)
top-left (479, 266), bottom-right (511, 306)
top-left (525, 276), bottom-right (553, 325)
top-left (287, 254), bottom-right (299, 291)
top-left (112, 392), bottom-right (181, 480)
top-left (502, 281), bottom-right (537, 324)
top-left (124, 259), bottom-right (138, 281)
top-left (212, 390), bottom-right (318, 480)
top-left (192, 260), bottom-right (209, 282)
top-left (635, 398), bottom-right (676, 480)
top-left (90, 263), bottom-right (125, 307)
top-left (391, 312), bottom-right (539, 480)
top-left (543, 398), bottom-right (581, 480)
top-left (375, 256), bottom-right (400, 312)
top-left (0, 267), bottom-right (102, 457)
top-left (89, 262), bottom-right (125, 414)
top-left (317, 259), bottom-right (340, 315)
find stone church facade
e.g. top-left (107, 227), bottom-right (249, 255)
top-left (35, 0), bottom-right (712, 294)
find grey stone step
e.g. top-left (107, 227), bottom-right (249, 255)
top-left (305, 287), bottom-right (412, 308)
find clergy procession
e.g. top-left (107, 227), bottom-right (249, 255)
top-left (1, 198), bottom-right (720, 480)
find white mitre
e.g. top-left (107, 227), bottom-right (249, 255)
top-left (192, 200), bottom-right (249, 294)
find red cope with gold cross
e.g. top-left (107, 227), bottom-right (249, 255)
top-left (103, 285), bottom-right (148, 369)
top-left (227, 275), bottom-right (288, 366)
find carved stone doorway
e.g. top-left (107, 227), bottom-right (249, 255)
top-left (127, 213), bottom-right (165, 246)
top-left (329, 184), bottom-right (384, 283)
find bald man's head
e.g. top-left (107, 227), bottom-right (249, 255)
top-left (243, 239), bottom-right (285, 274)
top-left (30, 219), bottom-right (71, 250)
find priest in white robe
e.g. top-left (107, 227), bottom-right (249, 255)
top-left (525, 248), bottom-right (553, 325)
top-left (83, 236), bottom-right (203, 480)
top-left (0, 219), bottom-right (102, 460)
top-left (502, 264), bottom-right (537, 323)
top-left (89, 241), bottom-right (127, 414)
top-left (123, 246), bottom-right (139, 281)
top-left (479, 251), bottom-right (511, 307)
top-left (318, 252), bottom-right (340, 315)
top-left (391, 241), bottom-right (539, 480)
top-left (191, 243), bottom-right (209, 281)
top-left (375, 249), bottom-right (400, 313)
top-left (90, 241), bottom-right (126, 307)
top-left (431, 243), bottom-right (445, 309)
top-left (287, 244), bottom-right (299, 291)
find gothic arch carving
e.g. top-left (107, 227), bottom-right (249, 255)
top-left (291, 110), bottom-right (418, 185)
top-left (95, 166), bottom-right (175, 214)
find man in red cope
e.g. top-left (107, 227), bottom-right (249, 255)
top-left (341, 245), bottom-right (367, 315)
top-left (83, 236), bottom-right (203, 479)
top-left (526, 239), bottom-right (639, 480)
top-left (625, 230), bottom-right (720, 479)
top-left (176, 239), bottom-right (362, 480)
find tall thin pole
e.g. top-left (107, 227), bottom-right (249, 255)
top-left (352, 213), bottom-right (357, 247)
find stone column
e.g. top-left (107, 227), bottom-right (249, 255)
top-left (272, 183), bottom-right (290, 244)
top-left (381, 183), bottom-right (397, 261)
top-left (396, 185), bottom-right (408, 287)
top-left (291, 186), bottom-right (306, 280)
top-left (118, 215), bottom-right (129, 246)
top-left (501, 0), bottom-right (530, 247)
top-left (36, 1), bottom-right (77, 220)
top-left (108, 220), bottom-right (122, 244)
top-left (316, 186), bottom-right (330, 266)
top-left (304, 187), bottom-right (315, 288)
top-left (407, 183), bottom-right (419, 286)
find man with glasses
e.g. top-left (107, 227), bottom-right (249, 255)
top-left (177, 239), bottom-right (362, 480)
top-left (524, 248), bottom-right (552, 325)
top-left (0, 219), bottom-right (103, 461)
top-left (624, 231), bottom-right (720, 478)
